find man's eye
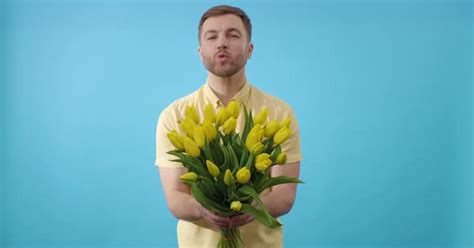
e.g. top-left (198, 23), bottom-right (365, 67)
top-left (208, 36), bottom-right (217, 40)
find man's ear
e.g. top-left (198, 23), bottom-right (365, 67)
top-left (198, 46), bottom-right (203, 61)
top-left (247, 42), bottom-right (254, 59)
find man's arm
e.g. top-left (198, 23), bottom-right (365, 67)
top-left (260, 161), bottom-right (301, 218)
top-left (158, 167), bottom-right (202, 221)
top-left (158, 167), bottom-right (231, 229)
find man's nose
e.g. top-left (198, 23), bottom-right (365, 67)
top-left (217, 36), bottom-right (229, 49)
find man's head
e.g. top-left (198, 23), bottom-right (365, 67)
top-left (198, 5), bottom-right (254, 78)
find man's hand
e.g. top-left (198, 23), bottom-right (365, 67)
top-left (198, 205), bottom-right (230, 230)
top-left (229, 213), bottom-right (255, 228)
top-left (198, 204), bottom-right (256, 229)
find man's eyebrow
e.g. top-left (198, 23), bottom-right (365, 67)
top-left (226, 28), bottom-right (242, 35)
top-left (203, 28), bottom-right (242, 36)
top-left (204, 30), bottom-right (218, 36)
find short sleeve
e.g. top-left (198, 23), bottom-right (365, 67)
top-left (280, 108), bottom-right (303, 164)
top-left (154, 107), bottom-right (185, 168)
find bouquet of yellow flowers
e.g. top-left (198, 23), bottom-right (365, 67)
top-left (166, 100), bottom-right (303, 248)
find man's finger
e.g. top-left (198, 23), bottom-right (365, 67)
top-left (229, 214), bottom-right (254, 228)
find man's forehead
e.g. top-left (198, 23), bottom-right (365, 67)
top-left (201, 14), bottom-right (245, 32)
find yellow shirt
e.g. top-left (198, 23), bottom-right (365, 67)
top-left (155, 79), bottom-right (303, 248)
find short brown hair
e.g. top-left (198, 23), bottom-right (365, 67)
top-left (198, 5), bottom-right (252, 43)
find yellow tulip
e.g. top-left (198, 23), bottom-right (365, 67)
top-left (206, 160), bottom-right (220, 177)
top-left (202, 120), bottom-right (217, 141)
top-left (255, 153), bottom-right (272, 172)
top-left (222, 117), bottom-right (237, 135)
top-left (248, 124), bottom-right (262, 137)
top-left (264, 120), bottom-right (280, 138)
top-left (226, 100), bottom-right (240, 119)
top-left (274, 127), bottom-right (291, 145)
top-left (185, 105), bottom-right (200, 125)
top-left (276, 153), bottom-right (287, 165)
top-left (193, 126), bottom-right (205, 148)
top-left (224, 169), bottom-right (234, 186)
top-left (253, 107), bottom-right (269, 125)
top-left (179, 172), bottom-right (198, 182)
top-left (258, 129), bottom-right (264, 140)
top-left (230, 201), bottom-right (242, 212)
top-left (251, 142), bottom-right (264, 156)
top-left (279, 117), bottom-right (291, 129)
top-left (215, 108), bottom-right (228, 126)
top-left (184, 136), bottom-right (200, 157)
top-left (236, 167), bottom-right (251, 184)
top-left (180, 118), bottom-right (196, 137)
top-left (204, 103), bottom-right (216, 123)
top-left (255, 160), bottom-right (272, 172)
top-left (167, 130), bottom-right (184, 150)
top-left (245, 124), bottom-right (262, 151)
top-left (256, 153), bottom-right (271, 163)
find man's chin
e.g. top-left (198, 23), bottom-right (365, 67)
top-left (212, 68), bottom-right (239, 78)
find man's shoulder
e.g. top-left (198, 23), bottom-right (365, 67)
top-left (250, 84), bottom-right (294, 112)
top-left (159, 85), bottom-right (204, 118)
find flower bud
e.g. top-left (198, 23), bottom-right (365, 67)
top-left (251, 142), bottom-right (264, 156)
top-left (253, 107), bottom-right (269, 125)
top-left (273, 127), bottom-right (291, 145)
top-left (276, 153), bottom-right (287, 165)
top-left (215, 108), bottom-right (228, 126)
top-left (202, 120), bottom-right (217, 141)
top-left (255, 153), bottom-right (272, 172)
top-left (226, 100), bottom-right (240, 119)
top-left (179, 172), bottom-right (198, 182)
top-left (245, 124), bottom-right (262, 151)
top-left (236, 167), bottom-right (251, 184)
top-left (230, 201), bottom-right (242, 212)
top-left (264, 120), bottom-right (280, 138)
top-left (193, 126), bottom-right (205, 148)
top-left (167, 130), bottom-right (184, 150)
top-left (204, 103), bottom-right (216, 123)
top-left (185, 105), bottom-right (200, 125)
top-left (255, 160), bottom-right (272, 172)
top-left (184, 136), bottom-right (200, 157)
top-left (279, 117), bottom-right (291, 129)
top-left (222, 117), bottom-right (237, 135)
top-left (224, 169), bottom-right (234, 186)
top-left (206, 160), bottom-right (220, 177)
top-left (179, 118), bottom-right (196, 137)
top-left (256, 153), bottom-right (271, 163)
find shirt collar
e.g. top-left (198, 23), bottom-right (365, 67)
top-left (203, 79), bottom-right (251, 108)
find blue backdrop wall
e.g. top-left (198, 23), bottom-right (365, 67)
top-left (1, 0), bottom-right (473, 247)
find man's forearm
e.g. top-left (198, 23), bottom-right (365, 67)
top-left (167, 190), bottom-right (202, 221)
top-left (260, 190), bottom-right (294, 218)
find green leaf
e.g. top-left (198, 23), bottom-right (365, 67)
top-left (190, 183), bottom-right (233, 216)
top-left (270, 145), bottom-right (282, 162)
top-left (241, 106), bottom-right (253, 144)
top-left (203, 143), bottom-right (215, 162)
top-left (255, 176), bottom-right (304, 194)
top-left (239, 149), bottom-right (249, 168)
top-left (241, 204), bottom-right (281, 229)
top-left (218, 144), bottom-right (229, 170)
top-left (230, 140), bottom-right (242, 160)
top-left (238, 185), bottom-right (281, 228)
top-left (245, 153), bottom-right (254, 169)
top-left (186, 157), bottom-right (210, 178)
top-left (210, 142), bottom-right (224, 165)
top-left (226, 144), bottom-right (239, 171)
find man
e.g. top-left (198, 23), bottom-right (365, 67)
top-left (155, 5), bottom-right (302, 247)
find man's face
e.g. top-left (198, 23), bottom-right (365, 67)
top-left (198, 14), bottom-right (253, 78)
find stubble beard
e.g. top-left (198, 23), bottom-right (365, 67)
top-left (203, 54), bottom-right (247, 78)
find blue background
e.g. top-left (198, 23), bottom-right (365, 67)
top-left (1, 0), bottom-right (472, 247)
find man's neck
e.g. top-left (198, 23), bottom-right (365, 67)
top-left (207, 69), bottom-right (247, 106)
